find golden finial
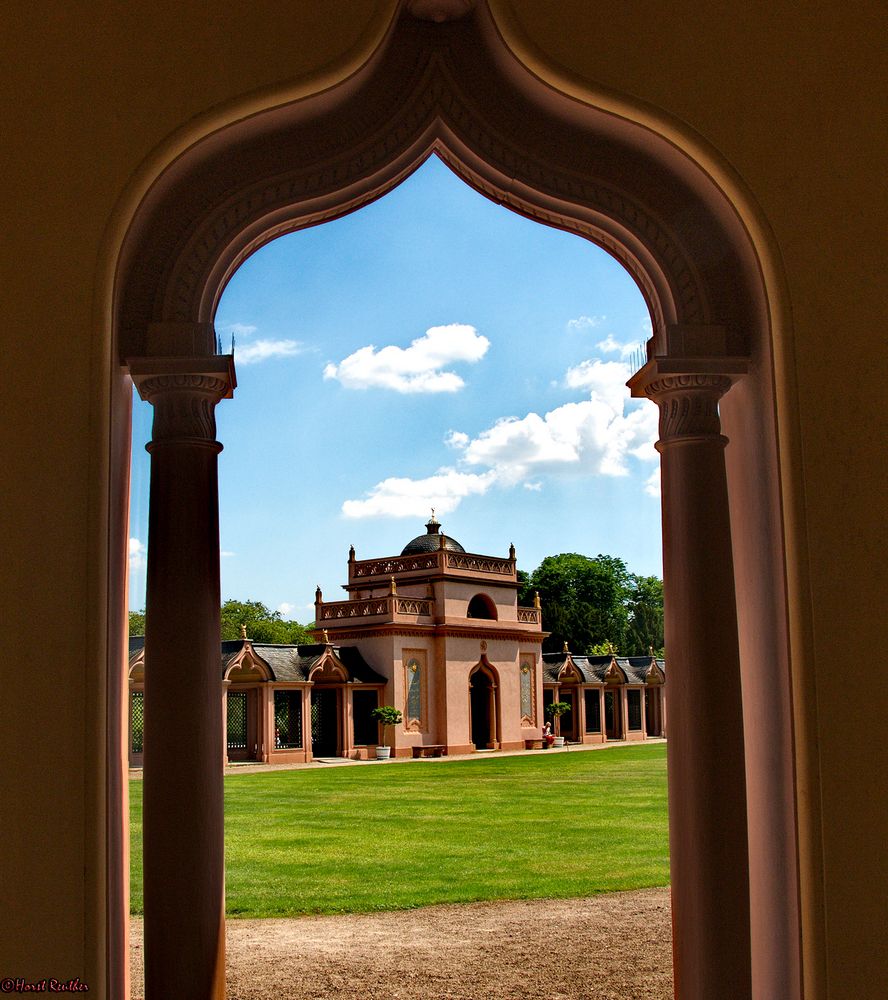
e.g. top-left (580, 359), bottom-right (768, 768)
top-left (533, 591), bottom-right (541, 609)
top-left (649, 645), bottom-right (655, 658)
top-left (390, 575), bottom-right (398, 595)
top-left (322, 629), bottom-right (330, 645)
top-left (240, 623), bottom-right (247, 640)
top-left (562, 640), bottom-right (569, 654)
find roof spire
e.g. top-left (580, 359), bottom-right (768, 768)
top-left (240, 623), bottom-right (247, 640)
top-left (426, 508), bottom-right (441, 534)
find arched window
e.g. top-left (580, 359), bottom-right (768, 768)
top-left (467, 594), bottom-right (497, 620)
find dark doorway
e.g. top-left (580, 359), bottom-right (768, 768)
top-left (645, 687), bottom-right (662, 736)
top-left (470, 670), bottom-right (494, 749)
top-left (353, 689), bottom-right (380, 747)
top-left (311, 688), bottom-right (339, 757)
top-left (585, 689), bottom-right (601, 734)
top-left (604, 689), bottom-right (623, 740)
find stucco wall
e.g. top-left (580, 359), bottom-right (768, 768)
top-left (0, 3), bottom-right (885, 997)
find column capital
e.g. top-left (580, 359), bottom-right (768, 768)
top-left (127, 355), bottom-right (236, 447)
top-left (627, 355), bottom-right (747, 447)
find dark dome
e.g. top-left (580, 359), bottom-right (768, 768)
top-left (400, 515), bottom-right (465, 556)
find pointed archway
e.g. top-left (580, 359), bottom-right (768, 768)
top-left (469, 661), bottom-right (499, 750)
top-left (108, 5), bottom-right (802, 999)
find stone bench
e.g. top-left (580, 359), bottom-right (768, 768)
top-left (412, 744), bottom-right (447, 758)
top-left (524, 738), bottom-right (546, 749)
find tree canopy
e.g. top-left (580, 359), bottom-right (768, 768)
top-left (129, 600), bottom-right (314, 645)
top-left (519, 553), bottom-right (663, 657)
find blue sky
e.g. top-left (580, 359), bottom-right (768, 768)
top-left (129, 156), bottom-right (661, 618)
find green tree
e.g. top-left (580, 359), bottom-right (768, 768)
top-left (529, 553), bottom-right (632, 654)
top-left (129, 601), bottom-right (313, 643)
top-left (221, 599), bottom-right (314, 644)
top-left (625, 574), bottom-right (664, 656)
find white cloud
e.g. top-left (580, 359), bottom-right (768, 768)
top-left (323, 324), bottom-right (489, 393)
top-left (564, 358), bottom-right (633, 414)
top-left (566, 315), bottom-right (605, 332)
top-left (224, 323), bottom-right (258, 337)
top-left (450, 361), bottom-right (659, 482)
top-left (236, 339), bottom-right (305, 364)
top-left (445, 430), bottom-right (469, 449)
top-left (277, 601), bottom-right (315, 617)
top-left (341, 355), bottom-right (659, 519)
top-left (644, 468), bottom-right (661, 498)
top-left (596, 334), bottom-right (641, 358)
top-left (128, 537), bottom-right (146, 572)
top-left (342, 468), bottom-right (496, 519)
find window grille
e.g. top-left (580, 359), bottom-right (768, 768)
top-left (274, 690), bottom-right (303, 749)
top-left (627, 689), bottom-right (642, 731)
top-left (585, 689), bottom-right (601, 732)
top-left (130, 691), bottom-right (144, 754)
top-left (227, 691), bottom-right (248, 750)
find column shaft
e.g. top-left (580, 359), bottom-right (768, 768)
top-left (660, 435), bottom-right (751, 1000)
top-left (630, 361), bottom-right (752, 1000)
top-left (130, 358), bottom-right (234, 1000)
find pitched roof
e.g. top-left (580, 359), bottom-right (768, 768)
top-left (542, 652), bottom-right (665, 684)
top-left (128, 637), bottom-right (385, 684)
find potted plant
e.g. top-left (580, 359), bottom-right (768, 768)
top-left (370, 705), bottom-right (402, 760)
top-left (546, 701), bottom-right (571, 747)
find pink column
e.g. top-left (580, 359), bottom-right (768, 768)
top-left (630, 359), bottom-right (750, 1000)
top-left (130, 356), bottom-right (235, 1000)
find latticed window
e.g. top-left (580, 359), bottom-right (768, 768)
top-left (227, 691), bottom-right (248, 750)
top-left (585, 689), bottom-right (601, 733)
top-left (130, 691), bottom-right (144, 754)
top-left (627, 689), bottom-right (642, 731)
top-left (274, 690), bottom-right (303, 749)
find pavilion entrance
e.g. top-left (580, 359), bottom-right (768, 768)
top-left (604, 689), bottom-right (623, 740)
top-left (469, 665), bottom-right (498, 750)
top-left (311, 688), bottom-right (339, 757)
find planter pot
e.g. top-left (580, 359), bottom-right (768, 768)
top-left (552, 736), bottom-right (565, 748)
top-left (375, 746), bottom-right (391, 760)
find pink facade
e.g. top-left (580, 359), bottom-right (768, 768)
top-left (128, 518), bottom-right (666, 765)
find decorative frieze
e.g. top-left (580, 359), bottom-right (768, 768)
top-left (318, 595), bottom-right (433, 621)
top-left (352, 553), bottom-right (439, 578)
top-left (445, 551), bottom-right (513, 575)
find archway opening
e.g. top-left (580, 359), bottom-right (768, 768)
top-left (467, 594), bottom-right (498, 620)
top-left (112, 7), bottom-right (799, 999)
top-left (469, 664), bottom-right (497, 749)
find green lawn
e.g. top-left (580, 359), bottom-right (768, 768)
top-left (130, 744), bottom-right (668, 918)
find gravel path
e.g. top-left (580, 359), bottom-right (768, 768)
top-left (130, 888), bottom-right (672, 999)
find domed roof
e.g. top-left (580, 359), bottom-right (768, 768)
top-left (400, 514), bottom-right (465, 556)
